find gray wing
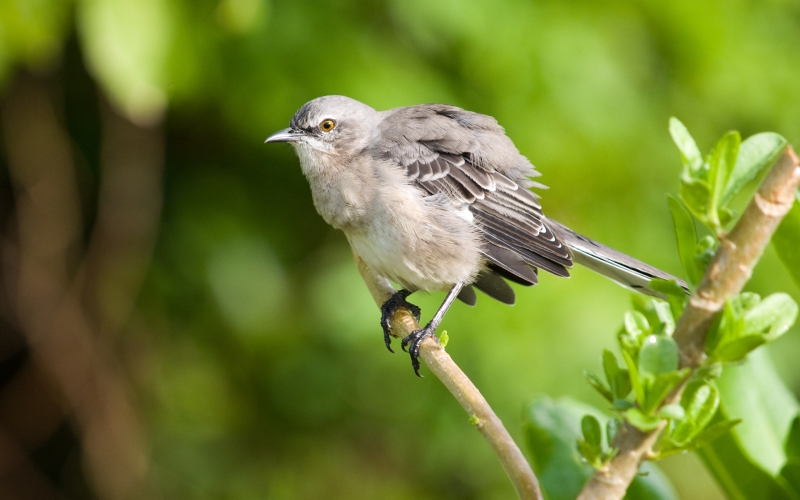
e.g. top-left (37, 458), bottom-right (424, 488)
top-left (372, 104), bottom-right (573, 305)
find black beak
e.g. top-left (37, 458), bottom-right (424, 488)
top-left (265, 128), bottom-right (304, 143)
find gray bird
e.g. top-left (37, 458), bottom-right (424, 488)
top-left (266, 96), bottom-right (686, 375)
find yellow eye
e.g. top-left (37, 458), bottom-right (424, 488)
top-left (320, 119), bottom-right (336, 132)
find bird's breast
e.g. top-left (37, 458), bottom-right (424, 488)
top-left (346, 181), bottom-right (484, 292)
top-left (296, 150), bottom-right (375, 230)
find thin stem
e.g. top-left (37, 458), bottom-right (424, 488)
top-left (578, 146), bottom-right (800, 500)
top-left (353, 252), bottom-right (543, 500)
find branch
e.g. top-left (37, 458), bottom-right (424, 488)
top-left (1, 73), bottom-right (151, 500)
top-left (578, 146), bottom-right (800, 500)
top-left (80, 98), bottom-right (165, 337)
top-left (353, 252), bottom-right (543, 500)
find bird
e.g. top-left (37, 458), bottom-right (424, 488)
top-left (265, 95), bottom-right (687, 376)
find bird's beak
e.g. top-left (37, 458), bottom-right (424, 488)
top-left (265, 128), bottom-right (304, 143)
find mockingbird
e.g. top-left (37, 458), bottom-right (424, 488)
top-left (266, 96), bottom-right (686, 375)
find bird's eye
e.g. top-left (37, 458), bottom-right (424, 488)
top-left (320, 119), bottom-right (336, 132)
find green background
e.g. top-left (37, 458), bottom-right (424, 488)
top-left (1, 0), bottom-right (799, 498)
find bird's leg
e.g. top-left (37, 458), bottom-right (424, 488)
top-left (379, 289), bottom-right (421, 353)
top-left (402, 283), bottom-right (464, 377)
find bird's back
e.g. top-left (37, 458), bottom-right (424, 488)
top-left (369, 103), bottom-right (574, 304)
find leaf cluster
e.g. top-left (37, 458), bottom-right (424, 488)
top-left (584, 299), bottom-right (727, 456)
top-left (669, 118), bottom-right (786, 240)
top-left (524, 397), bottom-right (677, 500)
top-left (576, 120), bottom-right (799, 467)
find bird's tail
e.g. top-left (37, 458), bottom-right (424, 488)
top-left (547, 220), bottom-right (689, 299)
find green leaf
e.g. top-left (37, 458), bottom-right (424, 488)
top-left (577, 438), bottom-right (601, 467)
top-left (524, 396), bottom-right (678, 500)
top-left (623, 350), bottom-right (645, 406)
top-left (585, 370), bottom-right (614, 403)
top-left (669, 117), bottom-right (703, 174)
top-left (743, 293), bottom-right (798, 340)
top-left (626, 407), bottom-right (662, 431)
top-left (773, 201), bottom-right (800, 289)
top-left (624, 311), bottom-right (651, 339)
top-left (631, 296), bottom-right (675, 336)
top-left (707, 293), bottom-right (797, 363)
top-left (581, 415), bottom-right (603, 449)
top-left (706, 295), bottom-right (748, 359)
top-left (717, 349), bottom-right (800, 476)
top-left (602, 350), bottom-right (631, 400)
top-left (718, 206), bottom-right (737, 226)
top-left (658, 404), bottom-right (686, 421)
top-left (672, 382), bottom-right (720, 445)
top-left (652, 301), bottom-right (677, 336)
top-left (679, 178), bottom-right (712, 226)
top-left (638, 335), bottom-right (679, 379)
top-left (667, 195), bottom-right (701, 286)
top-left (649, 279), bottom-right (688, 319)
top-left (602, 350), bottom-right (619, 386)
top-left (607, 417), bottom-right (622, 444)
top-left (695, 235), bottom-right (718, 278)
top-left (710, 335), bottom-right (767, 363)
top-left (692, 361), bottom-right (723, 381)
top-left (613, 399), bottom-right (635, 411)
top-left (642, 369), bottom-right (691, 415)
top-left (739, 291), bottom-right (762, 312)
top-left (438, 330), bottom-right (449, 348)
top-left (721, 132), bottom-right (787, 205)
top-left (613, 370), bottom-right (632, 401)
top-left (707, 131), bottom-right (740, 225)
top-left (692, 418), bottom-right (741, 448)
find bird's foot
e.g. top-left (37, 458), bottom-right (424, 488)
top-left (379, 289), bottom-right (421, 354)
top-left (401, 325), bottom-right (438, 377)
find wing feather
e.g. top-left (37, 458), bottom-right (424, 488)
top-left (373, 104), bottom-right (573, 300)
top-left (456, 284), bottom-right (477, 306)
top-left (417, 161), bottom-right (433, 181)
top-left (473, 271), bottom-right (515, 305)
top-left (406, 161), bottom-right (420, 178)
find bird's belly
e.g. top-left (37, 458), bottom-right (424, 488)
top-left (346, 209), bottom-right (483, 293)
top-left (347, 232), bottom-right (440, 292)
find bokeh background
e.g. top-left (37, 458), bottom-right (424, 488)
top-left (0, 0), bottom-right (799, 499)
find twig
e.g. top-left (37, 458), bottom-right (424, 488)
top-left (353, 252), bottom-right (543, 500)
top-left (578, 146), bottom-right (800, 500)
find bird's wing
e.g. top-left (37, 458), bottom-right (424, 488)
top-left (373, 104), bottom-right (572, 303)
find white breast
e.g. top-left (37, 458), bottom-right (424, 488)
top-left (345, 166), bottom-right (484, 292)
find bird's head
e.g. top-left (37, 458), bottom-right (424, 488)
top-left (265, 96), bottom-right (378, 159)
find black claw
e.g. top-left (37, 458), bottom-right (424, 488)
top-left (379, 289), bottom-right (421, 354)
top-left (402, 326), bottom-right (437, 377)
top-left (406, 303), bottom-right (422, 323)
top-left (383, 328), bottom-right (394, 353)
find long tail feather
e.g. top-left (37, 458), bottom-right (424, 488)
top-left (548, 220), bottom-right (689, 299)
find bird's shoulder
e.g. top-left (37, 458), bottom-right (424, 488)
top-left (371, 104), bottom-right (503, 162)
top-left (380, 103), bottom-right (504, 133)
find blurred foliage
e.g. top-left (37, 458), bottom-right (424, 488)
top-left (524, 396), bottom-right (677, 500)
top-left (2, 0), bottom-right (800, 499)
top-left (566, 119), bottom-right (799, 497)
